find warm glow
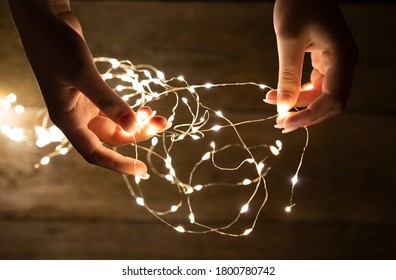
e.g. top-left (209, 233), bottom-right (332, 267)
top-left (1, 57), bottom-right (310, 237)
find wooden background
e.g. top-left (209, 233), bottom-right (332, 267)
top-left (0, 1), bottom-right (395, 259)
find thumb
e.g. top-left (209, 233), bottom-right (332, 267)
top-left (276, 38), bottom-right (305, 114)
top-left (76, 67), bottom-right (137, 133)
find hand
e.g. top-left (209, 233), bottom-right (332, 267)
top-left (264, 0), bottom-right (358, 133)
top-left (8, 0), bottom-right (168, 176)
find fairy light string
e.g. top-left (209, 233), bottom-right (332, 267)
top-left (0, 57), bottom-right (309, 237)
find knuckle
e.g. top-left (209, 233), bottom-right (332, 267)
top-left (83, 147), bottom-right (101, 165)
top-left (95, 96), bottom-right (122, 120)
top-left (279, 70), bottom-right (301, 92)
top-left (280, 70), bottom-right (300, 84)
top-left (94, 96), bottom-right (128, 123)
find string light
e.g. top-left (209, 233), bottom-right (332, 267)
top-left (0, 57), bottom-right (309, 237)
top-left (0, 94), bottom-right (25, 142)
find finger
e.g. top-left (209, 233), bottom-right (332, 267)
top-left (75, 66), bottom-right (137, 133)
top-left (282, 90), bottom-right (343, 132)
top-left (64, 126), bottom-right (147, 176)
top-left (310, 68), bottom-right (322, 82)
top-left (283, 51), bottom-right (355, 129)
top-left (265, 74), bottom-right (323, 108)
top-left (88, 112), bottom-right (168, 146)
top-left (88, 115), bottom-right (134, 146)
top-left (263, 89), bottom-right (277, 105)
top-left (133, 115), bottom-right (169, 141)
top-left (276, 37), bottom-right (306, 114)
top-left (294, 74), bottom-right (324, 107)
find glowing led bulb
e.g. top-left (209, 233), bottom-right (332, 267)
top-left (194, 185), bottom-right (203, 191)
top-left (169, 168), bottom-right (176, 177)
top-left (15, 105), bottom-right (25, 114)
top-left (165, 174), bottom-right (174, 181)
top-left (8, 127), bottom-right (24, 141)
top-left (156, 71), bottom-right (165, 80)
top-left (115, 85), bottom-right (125, 92)
top-left (291, 175), bottom-right (298, 185)
top-left (259, 84), bottom-right (267, 90)
top-left (204, 83), bottom-right (214, 89)
top-left (277, 104), bottom-right (289, 115)
top-left (243, 228), bottom-right (253, 236)
top-left (242, 179), bottom-right (252, 185)
top-left (102, 73), bottom-right (113, 80)
top-left (177, 75), bottom-right (184, 81)
top-left (276, 140), bottom-right (283, 150)
top-left (135, 176), bottom-right (141, 184)
top-left (189, 213), bottom-right (195, 224)
top-left (182, 97), bottom-right (188, 104)
top-left (303, 83), bottom-right (314, 90)
top-left (211, 125), bottom-right (221, 131)
top-left (59, 148), bottom-right (69, 155)
top-left (215, 111), bottom-right (223, 117)
top-left (109, 58), bottom-right (120, 69)
top-left (143, 70), bottom-right (152, 79)
top-left (136, 110), bottom-right (149, 123)
top-left (146, 125), bottom-right (158, 135)
top-left (7, 93), bottom-right (17, 103)
top-left (257, 162), bottom-right (265, 172)
top-left (175, 226), bottom-right (185, 233)
top-left (285, 204), bottom-right (295, 213)
top-left (151, 137), bottom-right (159, 146)
top-left (270, 145), bottom-right (280, 156)
top-left (136, 197), bottom-right (145, 206)
top-left (240, 203), bottom-right (249, 213)
top-left (170, 205), bottom-right (179, 212)
top-left (121, 75), bottom-right (132, 83)
top-left (48, 125), bottom-right (63, 140)
top-left (35, 140), bottom-right (45, 148)
top-left (201, 152), bottom-right (211, 161)
top-left (127, 69), bottom-right (134, 76)
top-left (40, 156), bottom-right (50, 165)
top-left (190, 135), bottom-right (200, 140)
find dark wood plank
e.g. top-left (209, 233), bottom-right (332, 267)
top-left (1, 220), bottom-right (395, 259)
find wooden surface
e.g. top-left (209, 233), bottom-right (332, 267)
top-left (1, 1), bottom-right (396, 259)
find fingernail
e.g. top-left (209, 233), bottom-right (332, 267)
top-left (274, 124), bottom-right (284, 129)
top-left (140, 173), bottom-right (150, 180)
top-left (265, 90), bottom-right (276, 99)
top-left (282, 125), bottom-right (299, 134)
top-left (263, 98), bottom-right (276, 104)
top-left (120, 114), bottom-right (137, 134)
